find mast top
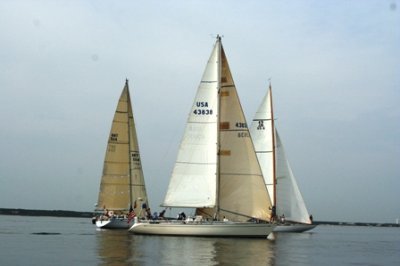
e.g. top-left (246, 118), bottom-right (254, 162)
top-left (215, 34), bottom-right (224, 42)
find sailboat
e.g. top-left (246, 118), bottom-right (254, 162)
top-left (94, 80), bottom-right (150, 229)
top-left (129, 36), bottom-right (275, 237)
top-left (250, 84), bottom-right (316, 232)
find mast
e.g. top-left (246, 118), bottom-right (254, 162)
top-left (126, 79), bottom-right (133, 209)
top-left (216, 35), bottom-right (222, 219)
top-left (269, 82), bottom-right (277, 208)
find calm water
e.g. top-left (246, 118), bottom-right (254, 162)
top-left (0, 215), bottom-right (399, 265)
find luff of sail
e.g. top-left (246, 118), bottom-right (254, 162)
top-left (96, 80), bottom-right (148, 215)
top-left (163, 36), bottom-right (272, 222)
top-left (250, 87), bottom-right (311, 224)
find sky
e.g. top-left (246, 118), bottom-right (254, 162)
top-left (0, 0), bottom-right (399, 224)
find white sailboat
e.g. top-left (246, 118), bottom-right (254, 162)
top-left (250, 84), bottom-right (316, 232)
top-left (94, 80), bottom-right (149, 229)
top-left (130, 36), bottom-right (275, 237)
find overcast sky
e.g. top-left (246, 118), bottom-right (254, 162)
top-left (0, 1), bottom-right (398, 223)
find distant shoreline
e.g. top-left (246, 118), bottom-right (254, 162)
top-left (0, 208), bottom-right (93, 218)
top-left (0, 208), bottom-right (398, 227)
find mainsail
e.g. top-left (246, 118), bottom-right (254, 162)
top-left (163, 36), bottom-right (272, 222)
top-left (96, 80), bottom-right (148, 214)
top-left (250, 86), bottom-right (311, 224)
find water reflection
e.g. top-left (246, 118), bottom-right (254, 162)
top-left (212, 238), bottom-right (276, 265)
top-left (129, 236), bottom-right (276, 265)
top-left (272, 231), bottom-right (314, 265)
top-left (96, 230), bottom-right (277, 265)
top-left (96, 229), bottom-right (133, 265)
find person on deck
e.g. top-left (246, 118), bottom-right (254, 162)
top-left (270, 205), bottom-right (277, 222)
top-left (280, 214), bottom-right (286, 224)
top-left (159, 209), bottom-right (166, 220)
top-left (177, 212), bottom-right (186, 220)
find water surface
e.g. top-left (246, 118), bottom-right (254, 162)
top-left (0, 215), bottom-right (398, 265)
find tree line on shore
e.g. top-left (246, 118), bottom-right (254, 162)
top-left (1, 208), bottom-right (398, 227)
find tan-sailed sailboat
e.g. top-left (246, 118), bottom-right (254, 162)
top-left (250, 83), bottom-right (316, 232)
top-left (129, 36), bottom-right (275, 237)
top-left (94, 80), bottom-right (149, 229)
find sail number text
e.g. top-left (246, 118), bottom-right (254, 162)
top-left (131, 152), bottom-right (140, 162)
top-left (193, 101), bottom-right (213, 115)
top-left (235, 122), bottom-right (247, 128)
top-left (237, 132), bottom-right (249, 138)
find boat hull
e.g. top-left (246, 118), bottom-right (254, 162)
top-left (273, 224), bottom-right (316, 233)
top-left (129, 221), bottom-right (275, 238)
top-left (96, 217), bottom-right (133, 229)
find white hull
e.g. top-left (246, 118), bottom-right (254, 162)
top-left (96, 217), bottom-right (134, 229)
top-left (129, 221), bottom-right (275, 238)
top-left (273, 224), bottom-right (316, 233)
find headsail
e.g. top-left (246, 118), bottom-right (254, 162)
top-left (162, 39), bottom-right (219, 208)
top-left (96, 80), bottom-right (148, 214)
top-left (275, 131), bottom-right (311, 224)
